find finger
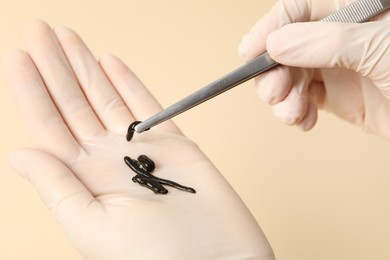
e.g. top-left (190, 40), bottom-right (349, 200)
top-left (53, 26), bottom-right (133, 136)
top-left (272, 68), bottom-right (313, 125)
top-left (295, 80), bottom-right (325, 131)
top-left (99, 54), bottom-right (182, 134)
top-left (266, 22), bottom-right (390, 95)
top-left (3, 49), bottom-right (81, 161)
top-left (296, 101), bottom-right (318, 131)
top-left (24, 20), bottom-right (105, 139)
top-left (255, 65), bottom-right (292, 105)
top-left (8, 148), bottom-right (98, 232)
top-left (373, 9), bottom-right (390, 21)
top-left (238, 0), bottom-right (334, 61)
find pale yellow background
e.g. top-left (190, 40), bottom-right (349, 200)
top-left (1, 0), bottom-right (390, 259)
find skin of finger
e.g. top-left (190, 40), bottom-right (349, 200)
top-left (255, 65), bottom-right (292, 105)
top-left (238, 0), bottom-right (312, 61)
top-left (272, 68), bottom-right (313, 125)
top-left (2, 49), bottom-right (81, 161)
top-left (266, 21), bottom-right (390, 84)
top-left (296, 101), bottom-right (318, 131)
top-left (53, 26), bottom-right (134, 136)
top-left (24, 20), bottom-right (105, 139)
top-left (8, 148), bottom-right (98, 234)
top-left (272, 93), bottom-right (309, 125)
top-left (374, 10), bottom-right (390, 21)
top-left (99, 54), bottom-right (182, 135)
top-left (295, 80), bottom-right (326, 131)
top-left (239, 0), bottom-right (343, 61)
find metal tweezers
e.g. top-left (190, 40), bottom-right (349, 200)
top-left (134, 0), bottom-right (390, 133)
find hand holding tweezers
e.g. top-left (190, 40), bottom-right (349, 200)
top-left (134, 0), bottom-right (390, 133)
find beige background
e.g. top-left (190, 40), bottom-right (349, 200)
top-left (1, 0), bottom-right (390, 259)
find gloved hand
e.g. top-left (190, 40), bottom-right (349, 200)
top-left (239, 0), bottom-right (390, 140)
top-left (3, 20), bottom-right (275, 260)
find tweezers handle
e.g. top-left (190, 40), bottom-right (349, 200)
top-left (321, 0), bottom-right (390, 23)
top-left (134, 0), bottom-right (390, 133)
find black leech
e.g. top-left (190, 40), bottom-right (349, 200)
top-left (132, 174), bottom-right (168, 194)
top-left (137, 155), bottom-right (155, 172)
top-left (126, 121), bottom-right (141, 142)
top-left (124, 156), bottom-right (196, 194)
top-left (125, 156), bottom-right (167, 194)
top-left (125, 121), bottom-right (196, 194)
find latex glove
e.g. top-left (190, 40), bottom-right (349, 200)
top-left (239, 0), bottom-right (390, 140)
top-left (3, 20), bottom-right (274, 260)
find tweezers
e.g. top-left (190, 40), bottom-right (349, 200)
top-left (134, 0), bottom-right (390, 133)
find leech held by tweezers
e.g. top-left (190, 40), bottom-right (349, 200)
top-left (127, 121), bottom-right (150, 142)
top-left (126, 121), bottom-right (141, 142)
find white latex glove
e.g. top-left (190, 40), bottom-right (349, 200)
top-left (3, 20), bottom-right (275, 260)
top-left (239, 0), bottom-right (390, 139)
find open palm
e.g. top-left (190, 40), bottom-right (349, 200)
top-left (4, 20), bottom-right (274, 260)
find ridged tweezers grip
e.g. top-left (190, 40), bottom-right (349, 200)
top-left (321, 0), bottom-right (384, 23)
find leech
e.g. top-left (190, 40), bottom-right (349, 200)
top-left (125, 121), bottom-right (196, 194)
top-left (132, 175), bottom-right (168, 194)
top-left (126, 121), bottom-right (141, 142)
top-left (124, 156), bottom-right (196, 194)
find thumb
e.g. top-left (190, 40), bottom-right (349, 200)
top-left (266, 22), bottom-right (390, 87)
top-left (8, 148), bottom-right (97, 227)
